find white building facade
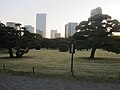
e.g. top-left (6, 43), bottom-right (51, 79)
top-left (54, 33), bottom-right (61, 38)
top-left (65, 22), bottom-right (78, 38)
top-left (51, 30), bottom-right (57, 38)
top-left (24, 25), bottom-right (34, 33)
top-left (6, 22), bottom-right (18, 30)
top-left (36, 13), bottom-right (46, 37)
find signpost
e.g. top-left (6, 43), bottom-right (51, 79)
top-left (69, 43), bottom-right (75, 76)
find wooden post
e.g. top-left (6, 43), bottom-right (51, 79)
top-left (33, 67), bottom-right (35, 74)
top-left (71, 53), bottom-right (75, 77)
top-left (70, 43), bottom-right (75, 77)
top-left (118, 72), bottom-right (120, 82)
top-left (71, 53), bottom-right (73, 72)
top-left (3, 64), bottom-right (5, 70)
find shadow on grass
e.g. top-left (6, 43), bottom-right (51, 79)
top-left (76, 57), bottom-right (104, 60)
top-left (76, 57), bottom-right (120, 61)
top-left (0, 56), bottom-right (34, 60)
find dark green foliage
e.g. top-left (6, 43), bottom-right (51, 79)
top-left (75, 14), bottom-right (120, 59)
top-left (33, 34), bottom-right (42, 50)
top-left (43, 38), bottom-right (68, 49)
top-left (103, 36), bottom-right (120, 54)
top-left (75, 40), bottom-right (91, 50)
top-left (59, 44), bottom-right (68, 52)
top-left (0, 22), bottom-right (39, 58)
top-left (39, 38), bottom-right (49, 49)
top-left (35, 46), bottom-right (41, 50)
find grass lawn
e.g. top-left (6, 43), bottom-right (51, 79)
top-left (0, 49), bottom-right (120, 83)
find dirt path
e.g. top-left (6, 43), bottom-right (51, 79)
top-left (0, 74), bottom-right (120, 90)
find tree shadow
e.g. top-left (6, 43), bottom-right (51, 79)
top-left (76, 57), bottom-right (120, 61)
top-left (76, 57), bottom-right (104, 60)
top-left (0, 56), bottom-right (34, 60)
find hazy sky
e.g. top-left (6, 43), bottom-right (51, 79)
top-left (0, 0), bottom-right (120, 37)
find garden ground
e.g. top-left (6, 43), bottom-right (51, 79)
top-left (0, 49), bottom-right (120, 83)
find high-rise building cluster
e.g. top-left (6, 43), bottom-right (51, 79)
top-left (4, 7), bottom-right (103, 38)
top-left (6, 22), bottom-right (34, 33)
top-left (36, 13), bottom-right (62, 38)
top-left (35, 13), bottom-right (78, 38)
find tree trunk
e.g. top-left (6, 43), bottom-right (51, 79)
top-left (8, 48), bottom-right (14, 58)
top-left (89, 47), bottom-right (97, 59)
top-left (16, 50), bottom-right (23, 58)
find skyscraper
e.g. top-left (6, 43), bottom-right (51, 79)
top-left (51, 30), bottom-right (57, 38)
top-left (36, 13), bottom-right (46, 37)
top-left (65, 22), bottom-right (78, 38)
top-left (91, 7), bottom-right (102, 17)
top-left (54, 33), bottom-right (61, 38)
top-left (50, 29), bottom-right (61, 38)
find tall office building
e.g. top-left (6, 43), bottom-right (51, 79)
top-left (36, 13), bottom-right (46, 37)
top-left (24, 25), bottom-right (34, 33)
top-left (91, 7), bottom-right (102, 17)
top-left (6, 22), bottom-right (18, 30)
top-left (50, 30), bottom-right (61, 38)
top-left (54, 33), bottom-right (61, 38)
top-left (51, 30), bottom-right (57, 38)
top-left (65, 22), bottom-right (78, 38)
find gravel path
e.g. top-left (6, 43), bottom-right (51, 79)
top-left (0, 74), bottom-right (120, 90)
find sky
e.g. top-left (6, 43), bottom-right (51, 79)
top-left (0, 0), bottom-right (120, 38)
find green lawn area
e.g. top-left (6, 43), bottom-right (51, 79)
top-left (0, 49), bottom-right (120, 83)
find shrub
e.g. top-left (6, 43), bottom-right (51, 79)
top-left (35, 46), bottom-right (41, 50)
top-left (59, 44), bottom-right (68, 52)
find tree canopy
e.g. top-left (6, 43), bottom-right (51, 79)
top-left (0, 22), bottom-right (40, 58)
top-left (75, 14), bottom-right (120, 59)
